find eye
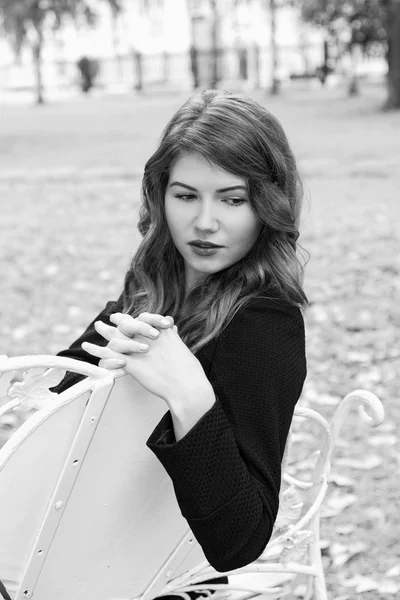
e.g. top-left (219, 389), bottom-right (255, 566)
top-left (225, 197), bottom-right (246, 207)
top-left (175, 194), bottom-right (246, 207)
top-left (174, 194), bottom-right (196, 202)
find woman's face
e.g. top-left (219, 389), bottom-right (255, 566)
top-left (164, 152), bottom-right (263, 294)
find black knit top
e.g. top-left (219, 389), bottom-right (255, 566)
top-left (53, 294), bottom-right (306, 574)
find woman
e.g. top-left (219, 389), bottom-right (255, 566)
top-left (53, 89), bottom-right (308, 591)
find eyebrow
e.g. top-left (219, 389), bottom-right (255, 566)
top-left (169, 181), bottom-right (248, 193)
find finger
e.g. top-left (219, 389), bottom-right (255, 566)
top-left (138, 313), bottom-right (175, 328)
top-left (109, 313), bottom-right (145, 338)
top-left (109, 313), bottom-right (167, 340)
top-left (107, 337), bottom-right (149, 354)
top-left (94, 320), bottom-right (128, 342)
top-left (109, 313), bottom-right (127, 326)
top-left (111, 312), bottom-right (174, 331)
top-left (98, 357), bottom-right (126, 370)
top-left (81, 341), bottom-right (120, 361)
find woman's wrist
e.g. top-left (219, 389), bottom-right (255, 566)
top-left (166, 380), bottom-right (216, 442)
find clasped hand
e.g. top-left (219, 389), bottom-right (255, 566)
top-left (81, 312), bottom-right (207, 405)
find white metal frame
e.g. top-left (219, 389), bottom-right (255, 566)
top-left (0, 356), bottom-right (384, 600)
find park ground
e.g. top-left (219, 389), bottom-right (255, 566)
top-left (0, 80), bottom-right (399, 598)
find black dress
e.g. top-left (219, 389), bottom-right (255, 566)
top-left (51, 293), bottom-right (306, 595)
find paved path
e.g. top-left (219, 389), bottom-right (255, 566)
top-left (1, 82), bottom-right (399, 178)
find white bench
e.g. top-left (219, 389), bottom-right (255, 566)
top-left (0, 355), bottom-right (384, 600)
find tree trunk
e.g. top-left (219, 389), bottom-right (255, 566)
top-left (210, 0), bottom-right (219, 89)
top-left (111, 8), bottom-right (123, 81)
top-left (386, 0), bottom-right (400, 109)
top-left (162, 51), bottom-right (169, 84)
top-left (348, 42), bottom-right (360, 96)
top-left (188, 0), bottom-right (200, 89)
top-left (270, 0), bottom-right (280, 95)
top-left (254, 44), bottom-right (260, 88)
top-left (133, 50), bottom-right (143, 92)
top-left (32, 32), bottom-right (44, 104)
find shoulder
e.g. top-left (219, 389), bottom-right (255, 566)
top-left (197, 295), bottom-right (305, 367)
top-left (209, 294), bottom-right (305, 366)
top-left (225, 295), bottom-right (305, 334)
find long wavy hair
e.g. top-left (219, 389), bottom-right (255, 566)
top-left (120, 89), bottom-right (309, 355)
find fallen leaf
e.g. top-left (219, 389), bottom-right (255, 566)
top-left (335, 438), bottom-right (351, 449)
top-left (321, 493), bottom-right (357, 518)
top-left (291, 432), bottom-right (315, 445)
top-left (293, 583), bottom-right (308, 597)
top-left (329, 541), bottom-right (347, 555)
top-left (363, 507), bottom-right (386, 528)
top-left (385, 565), bottom-right (400, 578)
top-left (52, 323), bottom-right (71, 335)
top-left (376, 421), bottom-right (396, 433)
top-left (329, 472), bottom-right (356, 486)
top-left (342, 575), bottom-right (379, 593)
top-left (309, 305), bottom-right (329, 323)
top-left (336, 524), bottom-right (356, 535)
top-left (346, 351), bottom-right (371, 362)
top-left (330, 541), bottom-right (367, 567)
top-left (11, 326), bottom-right (30, 341)
top-left (44, 263), bottom-right (59, 276)
top-left (378, 580), bottom-right (400, 594)
top-left (336, 454), bottom-right (383, 470)
top-left (98, 270), bottom-right (111, 280)
top-left (368, 434), bottom-right (397, 447)
top-left (67, 305), bottom-right (81, 318)
top-left (310, 393), bottom-right (341, 406)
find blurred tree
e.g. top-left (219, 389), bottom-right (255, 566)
top-left (0, 0), bottom-right (121, 105)
top-left (187, 0), bottom-right (220, 89)
top-left (186, 0), bottom-right (202, 89)
top-left (385, 0), bottom-right (400, 108)
top-left (269, 0), bottom-right (280, 94)
top-left (301, 0), bottom-right (387, 95)
top-left (110, 0), bottom-right (122, 82)
top-left (210, 0), bottom-right (219, 88)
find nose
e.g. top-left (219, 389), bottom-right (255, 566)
top-left (195, 198), bottom-right (219, 232)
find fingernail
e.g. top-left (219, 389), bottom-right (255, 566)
top-left (116, 360), bottom-right (125, 366)
top-left (139, 343), bottom-right (149, 351)
top-left (161, 318), bottom-right (171, 326)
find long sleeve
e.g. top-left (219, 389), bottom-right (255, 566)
top-left (146, 299), bottom-right (307, 573)
top-left (51, 296), bottom-right (123, 394)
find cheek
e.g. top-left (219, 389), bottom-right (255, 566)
top-left (164, 198), bottom-right (174, 228)
top-left (235, 220), bottom-right (262, 249)
top-left (165, 197), bottom-right (184, 237)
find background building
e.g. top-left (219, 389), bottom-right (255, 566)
top-left (0, 0), bottom-right (328, 95)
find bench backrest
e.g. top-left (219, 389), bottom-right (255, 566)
top-left (0, 356), bottom-right (384, 600)
top-left (0, 357), bottom-right (208, 600)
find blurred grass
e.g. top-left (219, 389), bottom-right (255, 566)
top-left (1, 80), bottom-right (399, 598)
